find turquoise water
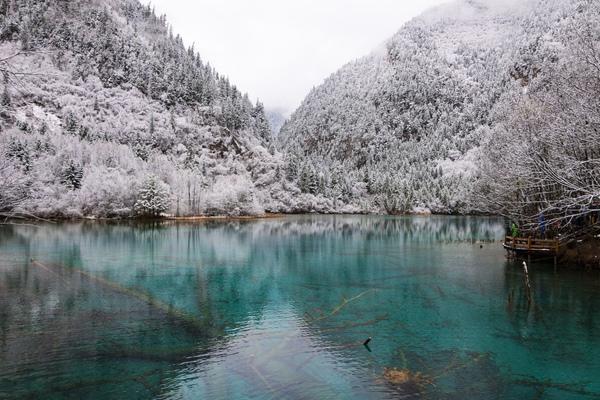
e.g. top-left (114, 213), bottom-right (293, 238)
top-left (1, 216), bottom-right (599, 399)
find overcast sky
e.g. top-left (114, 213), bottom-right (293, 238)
top-left (147, 0), bottom-right (447, 115)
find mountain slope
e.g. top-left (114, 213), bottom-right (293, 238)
top-left (279, 0), bottom-right (577, 214)
top-left (0, 0), bottom-right (300, 217)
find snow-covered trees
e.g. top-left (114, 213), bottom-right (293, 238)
top-left (134, 175), bottom-right (171, 217)
top-left (0, 0), bottom-right (300, 218)
top-left (477, 0), bottom-right (600, 235)
top-left (0, 154), bottom-right (29, 216)
top-left (252, 101), bottom-right (272, 143)
top-left (279, 0), bottom-right (586, 215)
top-left (278, 1), bottom-right (516, 213)
top-left (1, 83), bottom-right (9, 106)
top-left (60, 159), bottom-right (83, 190)
top-left (1, 0), bottom-right (596, 220)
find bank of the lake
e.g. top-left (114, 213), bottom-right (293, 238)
top-left (560, 237), bottom-right (600, 270)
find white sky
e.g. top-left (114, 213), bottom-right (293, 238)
top-left (147, 0), bottom-right (447, 115)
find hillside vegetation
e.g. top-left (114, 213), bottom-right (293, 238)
top-left (0, 0), bottom-right (302, 218)
top-left (1, 0), bottom-right (598, 228)
top-left (280, 0), bottom-right (596, 221)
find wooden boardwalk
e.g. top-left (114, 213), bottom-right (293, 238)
top-left (503, 236), bottom-right (561, 255)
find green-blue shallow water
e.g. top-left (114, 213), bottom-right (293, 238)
top-left (1, 216), bottom-right (599, 399)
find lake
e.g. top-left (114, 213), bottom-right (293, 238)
top-left (1, 216), bottom-right (599, 399)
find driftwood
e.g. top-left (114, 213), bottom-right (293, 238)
top-left (308, 289), bottom-right (377, 324)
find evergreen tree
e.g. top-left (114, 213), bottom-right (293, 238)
top-left (149, 114), bottom-right (155, 136)
top-left (169, 112), bottom-right (176, 132)
top-left (64, 112), bottom-right (78, 135)
top-left (285, 155), bottom-right (299, 182)
top-left (1, 84), bottom-right (10, 106)
top-left (7, 139), bottom-right (31, 172)
top-left (300, 163), bottom-right (319, 194)
top-left (133, 142), bottom-right (149, 161)
top-left (134, 175), bottom-right (171, 217)
top-left (61, 160), bottom-right (83, 190)
top-left (252, 101), bottom-right (271, 142)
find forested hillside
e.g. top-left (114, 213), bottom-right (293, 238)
top-left (477, 0), bottom-right (600, 236)
top-left (279, 0), bottom-right (589, 215)
top-left (0, 0), bottom-right (306, 218)
top-left (1, 0), bottom-right (597, 221)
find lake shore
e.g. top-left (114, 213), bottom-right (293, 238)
top-left (5, 208), bottom-right (489, 223)
top-left (561, 237), bottom-right (600, 269)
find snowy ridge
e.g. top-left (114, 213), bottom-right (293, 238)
top-left (1, 0), bottom-right (592, 218)
top-left (0, 0), bottom-right (307, 217)
top-left (279, 0), bottom-right (580, 214)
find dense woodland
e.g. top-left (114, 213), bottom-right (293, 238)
top-left (477, 0), bottom-right (600, 237)
top-left (1, 0), bottom-right (599, 238)
top-left (280, 0), bottom-right (599, 237)
top-left (0, 0), bottom-right (301, 218)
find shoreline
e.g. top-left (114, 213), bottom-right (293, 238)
top-left (3, 211), bottom-right (496, 224)
top-left (560, 237), bottom-right (600, 270)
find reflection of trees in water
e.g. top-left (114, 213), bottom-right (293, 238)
top-left (502, 261), bottom-right (600, 351)
top-left (2, 216), bottom-right (505, 252)
top-left (2, 217), bottom-right (597, 399)
top-left (227, 215), bottom-right (505, 244)
top-left (0, 224), bottom-right (33, 263)
top-left (0, 258), bottom-right (230, 398)
top-left (0, 221), bottom-right (285, 398)
top-left (499, 261), bottom-right (600, 397)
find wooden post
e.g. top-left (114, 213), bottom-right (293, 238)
top-left (527, 237), bottom-right (531, 251)
top-left (523, 261), bottom-right (532, 306)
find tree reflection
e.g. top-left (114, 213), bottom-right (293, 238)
top-left (1, 216), bottom-right (598, 399)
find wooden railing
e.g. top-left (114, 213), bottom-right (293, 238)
top-left (504, 236), bottom-right (560, 254)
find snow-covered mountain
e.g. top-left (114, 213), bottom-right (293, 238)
top-left (266, 108), bottom-right (287, 136)
top-left (279, 0), bottom-right (579, 214)
top-left (1, 0), bottom-right (593, 219)
top-left (0, 0), bottom-right (305, 217)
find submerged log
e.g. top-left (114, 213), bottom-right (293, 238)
top-left (30, 259), bottom-right (218, 338)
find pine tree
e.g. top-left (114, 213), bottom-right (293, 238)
top-left (285, 155), bottom-right (299, 182)
top-left (61, 160), bottom-right (83, 190)
top-left (64, 112), bottom-right (78, 135)
top-left (339, 178), bottom-right (352, 203)
top-left (1, 84), bottom-right (10, 106)
top-left (300, 164), bottom-right (319, 194)
top-left (149, 114), bottom-right (155, 136)
top-left (169, 112), bottom-right (176, 132)
top-left (7, 139), bottom-right (31, 172)
top-left (299, 165), bottom-right (309, 193)
top-left (252, 101), bottom-right (271, 142)
top-left (133, 142), bottom-right (149, 161)
top-left (134, 175), bottom-right (171, 217)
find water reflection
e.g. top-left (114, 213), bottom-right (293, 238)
top-left (0, 216), bottom-right (599, 399)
